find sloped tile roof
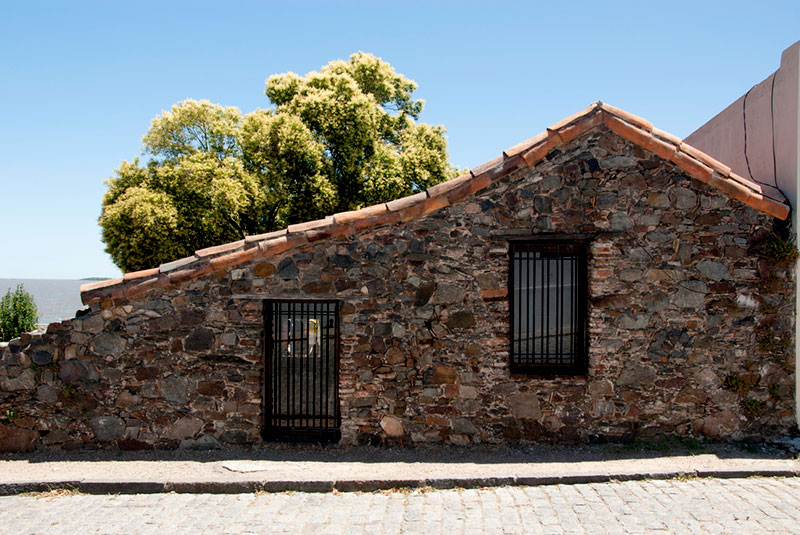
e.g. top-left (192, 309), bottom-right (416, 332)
top-left (81, 102), bottom-right (790, 305)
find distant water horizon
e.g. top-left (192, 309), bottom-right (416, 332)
top-left (0, 278), bottom-right (97, 325)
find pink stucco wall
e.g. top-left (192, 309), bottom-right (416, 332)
top-left (686, 41), bottom-right (799, 222)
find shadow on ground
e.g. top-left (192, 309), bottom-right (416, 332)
top-left (4, 438), bottom-right (798, 465)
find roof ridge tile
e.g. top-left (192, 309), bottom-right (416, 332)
top-left (598, 103), bottom-right (653, 131)
top-left (158, 255), bottom-right (199, 274)
top-left (244, 229), bottom-right (287, 244)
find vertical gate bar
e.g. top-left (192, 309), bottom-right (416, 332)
top-left (268, 301), bottom-right (272, 429)
top-left (514, 251), bottom-right (528, 364)
top-left (321, 302), bottom-right (327, 429)
top-left (301, 302), bottom-right (307, 429)
top-left (275, 302), bottom-right (280, 430)
top-left (306, 301), bottom-right (312, 428)
top-left (263, 299), bottom-right (275, 432)
top-left (274, 302), bottom-right (280, 430)
top-left (272, 302), bottom-right (278, 430)
top-left (307, 301), bottom-right (312, 428)
top-left (286, 302), bottom-right (291, 428)
top-left (311, 301), bottom-right (317, 429)
top-left (325, 302), bottom-right (329, 429)
top-left (538, 252), bottom-right (544, 363)
top-left (527, 250), bottom-right (532, 363)
top-left (334, 300), bottom-right (340, 427)
top-left (282, 303), bottom-right (287, 427)
top-left (580, 245), bottom-right (588, 370)
top-left (546, 253), bottom-right (551, 364)
top-left (299, 301), bottom-right (304, 428)
top-left (329, 302), bottom-right (334, 426)
top-left (560, 247), bottom-right (566, 365)
top-left (508, 249), bottom-right (520, 364)
top-left (282, 303), bottom-right (286, 426)
top-left (517, 250), bottom-right (531, 364)
top-left (316, 301), bottom-right (321, 429)
top-left (572, 251), bottom-right (577, 367)
top-left (291, 303), bottom-right (297, 429)
top-left (322, 302), bottom-right (328, 427)
top-left (556, 246), bottom-right (561, 366)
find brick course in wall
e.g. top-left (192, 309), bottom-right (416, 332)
top-left (0, 106), bottom-right (796, 451)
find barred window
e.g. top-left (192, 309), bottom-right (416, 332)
top-left (509, 240), bottom-right (588, 375)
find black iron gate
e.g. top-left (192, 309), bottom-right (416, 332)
top-left (263, 299), bottom-right (340, 443)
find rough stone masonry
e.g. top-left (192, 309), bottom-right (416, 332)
top-left (0, 111), bottom-right (796, 451)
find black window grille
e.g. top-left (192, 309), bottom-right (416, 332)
top-left (263, 299), bottom-right (340, 443)
top-left (509, 240), bottom-right (588, 375)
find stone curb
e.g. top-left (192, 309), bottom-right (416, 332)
top-left (1, 467), bottom-right (797, 496)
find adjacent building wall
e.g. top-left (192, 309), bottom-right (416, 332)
top-left (0, 126), bottom-right (796, 451)
top-left (685, 41), bottom-right (800, 426)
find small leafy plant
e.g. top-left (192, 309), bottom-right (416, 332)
top-left (764, 233), bottom-right (800, 267)
top-left (742, 398), bottom-right (764, 415)
top-left (0, 284), bottom-right (39, 342)
top-left (722, 375), bottom-right (749, 397)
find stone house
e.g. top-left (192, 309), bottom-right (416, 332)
top-left (0, 102), bottom-right (796, 451)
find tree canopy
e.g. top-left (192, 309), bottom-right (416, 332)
top-left (100, 53), bottom-right (459, 272)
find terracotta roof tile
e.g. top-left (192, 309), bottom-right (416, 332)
top-left (80, 277), bottom-right (123, 294)
top-left (554, 112), bottom-right (603, 144)
top-left (503, 132), bottom-right (548, 159)
top-left (258, 234), bottom-right (306, 256)
top-left (600, 103), bottom-right (653, 131)
top-left (652, 127), bottom-right (683, 147)
top-left (470, 155), bottom-right (504, 178)
top-left (244, 229), bottom-right (286, 243)
top-left (603, 112), bottom-right (654, 148)
top-left (670, 150), bottom-right (714, 183)
top-left (287, 216), bottom-right (334, 234)
top-left (159, 255), bottom-right (198, 273)
top-left (333, 204), bottom-right (389, 225)
top-left (644, 136), bottom-right (676, 161)
top-left (195, 240), bottom-right (245, 258)
top-left (520, 132), bottom-right (561, 166)
top-left (547, 103), bottom-right (601, 132)
top-left (679, 142), bottom-right (732, 178)
top-left (209, 247), bottom-right (259, 272)
top-left (386, 191), bottom-right (428, 213)
top-left (122, 268), bottom-right (159, 281)
top-left (81, 102), bottom-right (791, 305)
top-left (168, 262), bottom-right (212, 285)
top-left (126, 274), bottom-right (169, 299)
top-left (426, 172), bottom-right (472, 198)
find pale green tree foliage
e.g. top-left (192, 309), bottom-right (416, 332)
top-left (266, 53), bottom-right (456, 210)
top-left (100, 101), bottom-right (268, 272)
top-left (100, 53), bottom-right (457, 272)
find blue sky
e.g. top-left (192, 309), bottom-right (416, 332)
top-left (1, 0), bottom-right (799, 279)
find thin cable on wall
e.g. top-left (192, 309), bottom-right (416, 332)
top-left (742, 84), bottom-right (757, 182)
top-left (769, 72), bottom-right (780, 190)
top-left (742, 72), bottom-right (786, 194)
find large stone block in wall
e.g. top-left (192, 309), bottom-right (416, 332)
top-left (0, 424), bottom-right (38, 452)
top-left (90, 416), bottom-right (125, 442)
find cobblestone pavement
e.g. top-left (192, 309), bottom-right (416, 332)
top-left (1, 477), bottom-right (799, 534)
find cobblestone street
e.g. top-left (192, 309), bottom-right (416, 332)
top-left (1, 477), bottom-right (798, 534)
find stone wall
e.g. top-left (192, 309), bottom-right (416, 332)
top-left (1, 125), bottom-right (796, 451)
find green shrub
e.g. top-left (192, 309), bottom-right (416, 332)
top-left (0, 284), bottom-right (39, 342)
